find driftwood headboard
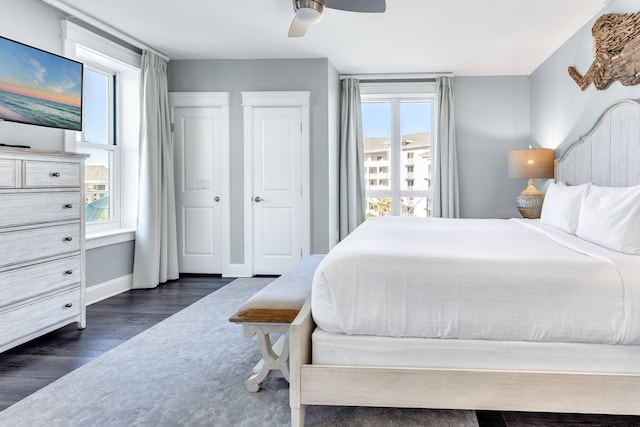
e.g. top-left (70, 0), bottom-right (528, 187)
top-left (555, 99), bottom-right (640, 187)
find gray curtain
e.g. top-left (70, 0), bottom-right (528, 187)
top-left (432, 76), bottom-right (460, 218)
top-left (339, 78), bottom-right (366, 240)
top-left (133, 51), bottom-right (179, 288)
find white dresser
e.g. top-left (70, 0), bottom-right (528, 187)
top-left (0, 146), bottom-right (88, 353)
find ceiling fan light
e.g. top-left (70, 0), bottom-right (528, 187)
top-left (293, 0), bottom-right (324, 24)
top-left (296, 7), bottom-right (323, 24)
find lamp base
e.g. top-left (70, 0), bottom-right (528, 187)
top-left (516, 179), bottom-right (545, 219)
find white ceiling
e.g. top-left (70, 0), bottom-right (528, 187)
top-left (50, 0), bottom-right (610, 76)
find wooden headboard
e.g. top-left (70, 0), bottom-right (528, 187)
top-left (555, 99), bottom-right (640, 187)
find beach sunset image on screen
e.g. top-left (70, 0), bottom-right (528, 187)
top-left (0, 36), bottom-right (82, 131)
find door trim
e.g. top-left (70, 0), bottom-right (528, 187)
top-left (241, 91), bottom-right (311, 276)
top-left (168, 92), bottom-right (231, 275)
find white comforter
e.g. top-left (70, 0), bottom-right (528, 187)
top-left (311, 217), bottom-right (640, 344)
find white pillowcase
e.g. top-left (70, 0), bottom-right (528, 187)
top-left (575, 184), bottom-right (640, 255)
top-left (540, 182), bottom-right (589, 234)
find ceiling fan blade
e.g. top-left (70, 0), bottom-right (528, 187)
top-left (288, 16), bottom-right (309, 37)
top-left (325, 0), bottom-right (386, 13)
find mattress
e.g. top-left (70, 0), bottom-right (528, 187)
top-left (312, 328), bottom-right (640, 373)
top-left (311, 217), bottom-right (640, 344)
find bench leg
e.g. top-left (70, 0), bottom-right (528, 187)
top-left (242, 323), bottom-right (291, 392)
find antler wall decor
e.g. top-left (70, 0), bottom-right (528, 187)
top-left (568, 11), bottom-right (640, 91)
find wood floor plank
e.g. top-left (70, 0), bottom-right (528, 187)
top-left (476, 410), bottom-right (507, 427)
top-left (502, 411), bottom-right (640, 426)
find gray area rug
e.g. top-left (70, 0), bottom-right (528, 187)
top-left (0, 278), bottom-right (478, 426)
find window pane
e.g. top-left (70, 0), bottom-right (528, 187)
top-left (401, 196), bottom-right (431, 218)
top-left (362, 102), bottom-right (391, 191)
top-left (366, 197), bottom-right (391, 219)
top-left (83, 69), bottom-right (110, 145)
top-left (362, 97), bottom-right (434, 220)
top-left (77, 147), bottom-right (111, 222)
top-left (400, 102), bottom-right (431, 191)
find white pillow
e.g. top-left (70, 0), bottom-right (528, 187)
top-left (540, 182), bottom-right (589, 234)
top-left (575, 184), bottom-right (640, 255)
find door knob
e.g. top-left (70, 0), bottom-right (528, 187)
top-left (254, 196), bottom-right (264, 203)
top-left (215, 196), bottom-right (220, 202)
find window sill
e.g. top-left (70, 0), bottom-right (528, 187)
top-left (85, 229), bottom-right (136, 250)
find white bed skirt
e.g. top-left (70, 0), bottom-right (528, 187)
top-left (312, 328), bottom-right (640, 374)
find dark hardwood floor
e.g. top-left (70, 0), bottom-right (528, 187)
top-left (1, 275), bottom-right (639, 426)
top-left (477, 410), bottom-right (640, 427)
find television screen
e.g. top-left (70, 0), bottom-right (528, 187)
top-left (0, 35), bottom-right (83, 131)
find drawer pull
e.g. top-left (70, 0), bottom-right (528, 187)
top-left (64, 236), bottom-right (73, 242)
top-left (64, 303), bottom-right (73, 308)
top-left (65, 270), bottom-right (74, 275)
top-left (51, 172), bottom-right (61, 177)
top-left (64, 203), bottom-right (73, 209)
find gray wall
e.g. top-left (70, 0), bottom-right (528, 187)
top-left (0, 0), bottom-right (66, 151)
top-left (0, 0), bottom-right (133, 288)
top-left (167, 58), bottom-right (336, 259)
top-left (454, 76), bottom-right (531, 218)
top-left (530, 0), bottom-right (640, 154)
top-left (86, 241), bottom-right (135, 286)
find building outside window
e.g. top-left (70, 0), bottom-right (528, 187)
top-left (361, 83), bottom-right (435, 219)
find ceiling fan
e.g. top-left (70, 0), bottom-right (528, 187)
top-left (288, 0), bottom-right (386, 37)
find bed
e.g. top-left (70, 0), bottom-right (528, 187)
top-left (289, 99), bottom-right (640, 426)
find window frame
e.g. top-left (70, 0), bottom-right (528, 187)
top-left (62, 20), bottom-right (141, 245)
top-left (361, 82), bottom-right (437, 217)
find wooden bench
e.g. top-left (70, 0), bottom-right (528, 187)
top-left (229, 254), bottom-right (325, 392)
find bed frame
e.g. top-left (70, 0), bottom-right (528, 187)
top-left (289, 99), bottom-right (640, 426)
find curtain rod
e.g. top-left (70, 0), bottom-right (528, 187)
top-left (42, 0), bottom-right (170, 61)
top-left (339, 72), bottom-right (453, 81)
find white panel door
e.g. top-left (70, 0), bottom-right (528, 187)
top-left (252, 107), bottom-right (303, 274)
top-left (174, 107), bottom-right (225, 273)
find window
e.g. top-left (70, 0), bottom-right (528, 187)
top-left (361, 83), bottom-right (435, 219)
top-left (77, 67), bottom-right (116, 224)
top-left (63, 21), bottom-right (141, 244)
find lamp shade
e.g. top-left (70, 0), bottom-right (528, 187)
top-left (508, 148), bottom-right (554, 179)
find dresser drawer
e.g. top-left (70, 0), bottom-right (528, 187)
top-left (0, 256), bottom-right (81, 309)
top-left (0, 192), bottom-right (80, 228)
top-left (0, 288), bottom-right (80, 347)
top-left (24, 161), bottom-right (81, 188)
top-left (0, 159), bottom-right (18, 188)
top-left (0, 224), bottom-right (80, 268)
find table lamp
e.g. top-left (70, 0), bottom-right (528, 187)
top-left (508, 147), bottom-right (554, 219)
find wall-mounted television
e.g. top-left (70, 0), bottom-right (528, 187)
top-left (0, 35), bottom-right (83, 131)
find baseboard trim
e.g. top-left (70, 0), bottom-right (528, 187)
top-left (86, 274), bottom-right (133, 306)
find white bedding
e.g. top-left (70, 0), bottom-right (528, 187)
top-left (311, 217), bottom-right (640, 344)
